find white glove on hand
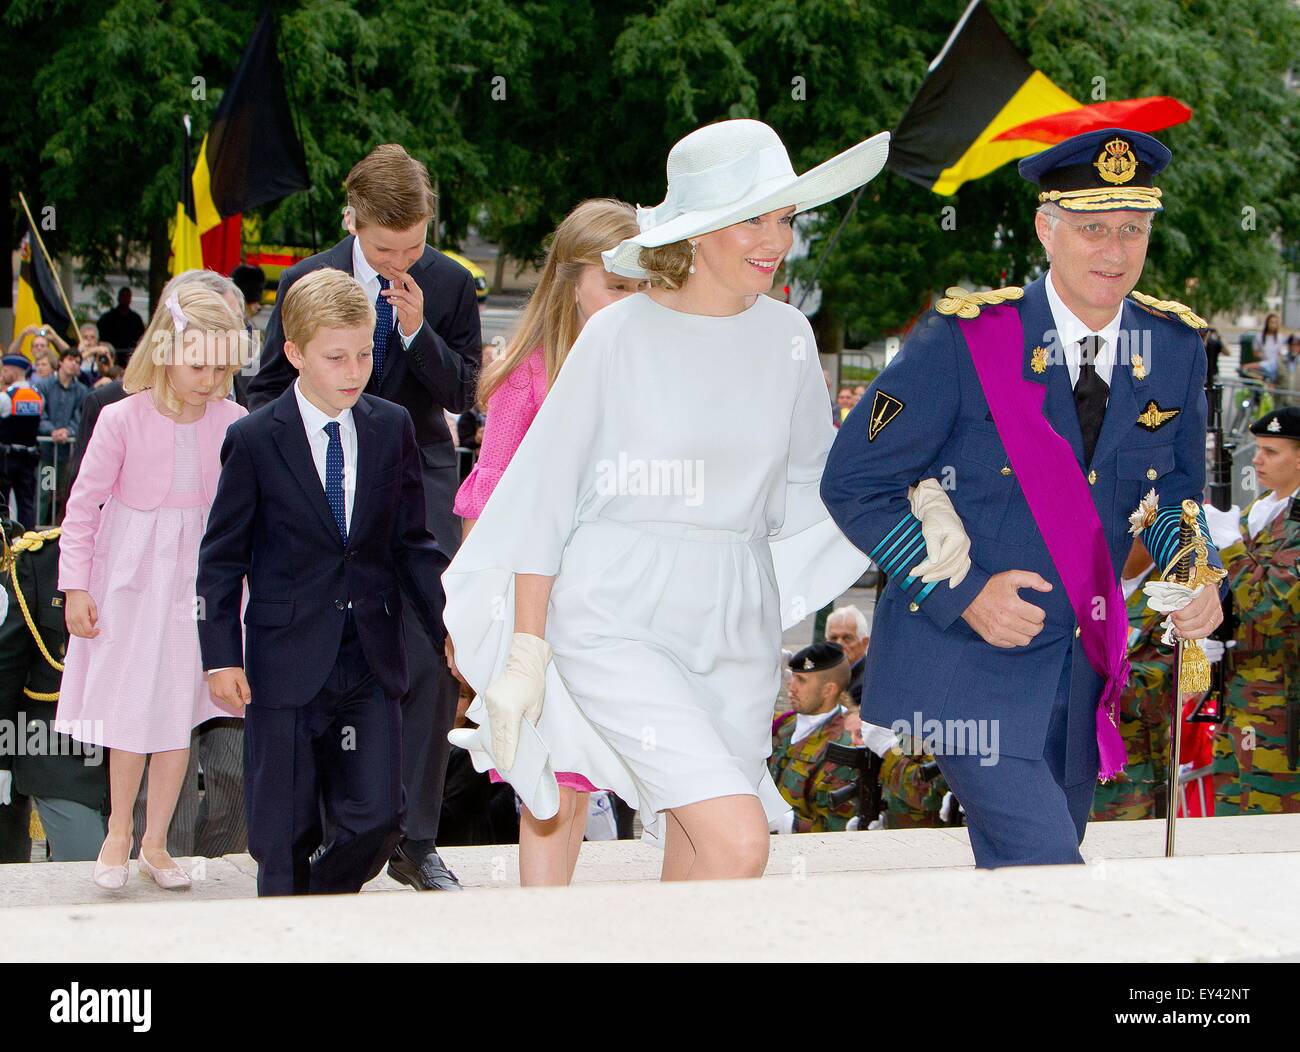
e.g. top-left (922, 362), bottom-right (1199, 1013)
top-left (0, 769), bottom-right (12, 807)
top-left (1143, 580), bottom-right (1203, 614)
top-left (483, 632), bottom-right (552, 772)
top-left (1200, 637), bottom-right (1226, 664)
top-left (909, 478), bottom-right (971, 588)
top-left (860, 722), bottom-right (899, 759)
top-left (1143, 581), bottom-right (1204, 646)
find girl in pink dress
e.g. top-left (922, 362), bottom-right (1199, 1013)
top-left (451, 199), bottom-right (644, 885)
top-left (56, 282), bottom-right (248, 891)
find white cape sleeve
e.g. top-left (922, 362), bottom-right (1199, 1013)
top-left (770, 330), bottom-right (872, 629)
top-left (441, 318), bottom-right (641, 819)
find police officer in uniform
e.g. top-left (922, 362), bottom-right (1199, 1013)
top-left (769, 643), bottom-right (859, 833)
top-left (822, 129), bottom-right (1223, 867)
top-left (1212, 406), bottom-right (1300, 813)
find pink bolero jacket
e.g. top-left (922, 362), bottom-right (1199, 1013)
top-left (59, 391), bottom-right (247, 592)
top-left (454, 347), bottom-right (549, 519)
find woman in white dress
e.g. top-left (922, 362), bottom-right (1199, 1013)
top-left (444, 119), bottom-right (971, 881)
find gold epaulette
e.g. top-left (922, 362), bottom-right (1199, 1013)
top-left (934, 285), bottom-right (1024, 319)
top-left (1130, 291), bottom-right (1207, 330)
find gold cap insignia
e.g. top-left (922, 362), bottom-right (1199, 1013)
top-left (867, 390), bottom-right (905, 442)
top-left (1136, 400), bottom-right (1180, 432)
top-left (1096, 137), bottom-right (1138, 185)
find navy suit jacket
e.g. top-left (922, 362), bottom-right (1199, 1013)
top-left (821, 276), bottom-right (1218, 780)
top-left (196, 388), bottom-right (450, 708)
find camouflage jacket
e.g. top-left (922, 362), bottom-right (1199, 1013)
top-left (1222, 497), bottom-right (1300, 668)
top-left (1091, 574), bottom-right (1171, 819)
top-left (878, 736), bottom-right (947, 828)
top-left (769, 707), bottom-right (857, 833)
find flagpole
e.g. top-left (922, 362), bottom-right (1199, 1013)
top-left (17, 191), bottom-right (80, 333)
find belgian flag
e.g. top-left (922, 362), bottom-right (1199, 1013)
top-left (13, 221), bottom-right (74, 356)
top-left (172, 10), bottom-right (309, 275)
top-left (170, 115), bottom-right (205, 276)
top-left (888, 1), bottom-right (1190, 195)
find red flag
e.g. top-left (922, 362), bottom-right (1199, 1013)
top-left (993, 96), bottom-right (1192, 145)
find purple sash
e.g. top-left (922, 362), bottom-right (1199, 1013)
top-left (958, 308), bottom-right (1127, 780)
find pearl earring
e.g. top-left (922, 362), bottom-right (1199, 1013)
top-left (688, 241), bottom-right (697, 275)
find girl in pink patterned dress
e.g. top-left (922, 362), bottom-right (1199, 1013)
top-left (451, 199), bottom-right (643, 885)
top-left (56, 282), bottom-right (248, 891)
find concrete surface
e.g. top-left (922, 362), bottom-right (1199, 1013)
top-left (3, 815), bottom-right (1298, 962)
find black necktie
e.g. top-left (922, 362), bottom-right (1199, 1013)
top-left (1074, 335), bottom-right (1109, 466)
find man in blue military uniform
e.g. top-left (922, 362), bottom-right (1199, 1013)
top-left (822, 128), bottom-right (1223, 868)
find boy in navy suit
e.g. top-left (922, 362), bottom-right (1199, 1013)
top-left (197, 268), bottom-right (449, 896)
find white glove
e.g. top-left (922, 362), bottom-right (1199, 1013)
top-left (909, 478), bottom-right (971, 588)
top-left (770, 809), bottom-right (795, 835)
top-left (1143, 580), bottom-right (1203, 614)
top-left (859, 722), bottom-right (899, 759)
top-left (0, 769), bottom-right (12, 807)
top-left (483, 632), bottom-right (551, 772)
top-left (1200, 637), bottom-right (1226, 664)
top-left (1143, 580), bottom-right (1205, 645)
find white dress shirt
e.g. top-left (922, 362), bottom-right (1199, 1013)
top-left (1045, 269), bottom-right (1123, 389)
top-left (294, 379), bottom-right (357, 533)
top-left (1248, 485), bottom-right (1299, 539)
top-left (351, 237), bottom-right (422, 345)
top-left (792, 705), bottom-right (844, 745)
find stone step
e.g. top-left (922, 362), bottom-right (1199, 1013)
top-left (3, 816), bottom-right (1299, 963)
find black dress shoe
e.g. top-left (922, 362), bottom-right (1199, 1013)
top-left (387, 842), bottom-right (463, 892)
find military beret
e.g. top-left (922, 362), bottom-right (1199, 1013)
top-left (788, 642), bottom-right (846, 673)
top-left (1251, 406), bottom-right (1300, 440)
top-left (2, 355), bottom-right (31, 371)
top-left (1019, 127), bottom-right (1170, 214)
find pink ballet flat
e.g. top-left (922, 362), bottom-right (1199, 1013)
top-left (92, 839), bottom-right (131, 891)
top-left (137, 851), bottom-right (192, 890)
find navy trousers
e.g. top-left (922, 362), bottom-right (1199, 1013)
top-left (243, 613), bottom-right (404, 896)
top-left (936, 652), bottom-right (1098, 868)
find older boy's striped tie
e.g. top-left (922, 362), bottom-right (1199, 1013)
top-left (324, 420), bottom-right (347, 543)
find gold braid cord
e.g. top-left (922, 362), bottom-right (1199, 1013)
top-left (934, 286), bottom-right (1025, 319)
top-left (7, 529), bottom-right (65, 701)
top-left (1158, 501), bottom-right (1226, 695)
top-left (1130, 291), bottom-right (1207, 330)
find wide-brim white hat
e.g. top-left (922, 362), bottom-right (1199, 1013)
top-left (602, 119), bottom-right (891, 278)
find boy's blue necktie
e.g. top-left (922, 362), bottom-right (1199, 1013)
top-left (373, 276), bottom-right (391, 386)
top-left (324, 420), bottom-right (347, 543)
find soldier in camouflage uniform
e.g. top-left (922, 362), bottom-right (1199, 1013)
top-left (1092, 540), bottom-right (1170, 820)
top-left (1213, 407), bottom-right (1300, 814)
top-left (877, 736), bottom-right (947, 828)
top-left (769, 642), bottom-right (858, 833)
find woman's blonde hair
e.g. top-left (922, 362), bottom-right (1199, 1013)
top-left (122, 281), bottom-right (246, 415)
top-left (638, 239), bottom-right (694, 290)
top-left (477, 198), bottom-right (640, 409)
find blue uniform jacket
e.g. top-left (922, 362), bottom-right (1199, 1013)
top-left (821, 275), bottom-right (1219, 782)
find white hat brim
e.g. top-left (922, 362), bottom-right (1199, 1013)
top-left (603, 130), bottom-right (891, 278)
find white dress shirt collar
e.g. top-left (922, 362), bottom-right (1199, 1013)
top-left (1045, 269), bottom-right (1123, 388)
top-left (293, 377), bottom-right (355, 438)
top-left (1248, 484), bottom-right (1299, 538)
top-left (792, 705), bottom-right (843, 745)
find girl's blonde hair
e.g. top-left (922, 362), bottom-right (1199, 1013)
top-left (477, 198), bottom-right (639, 409)
top-left (122, 280), bottom-right (246, 415)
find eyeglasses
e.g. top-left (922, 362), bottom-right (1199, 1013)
top-left (1053, 218), bottom-right (1153, 243)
